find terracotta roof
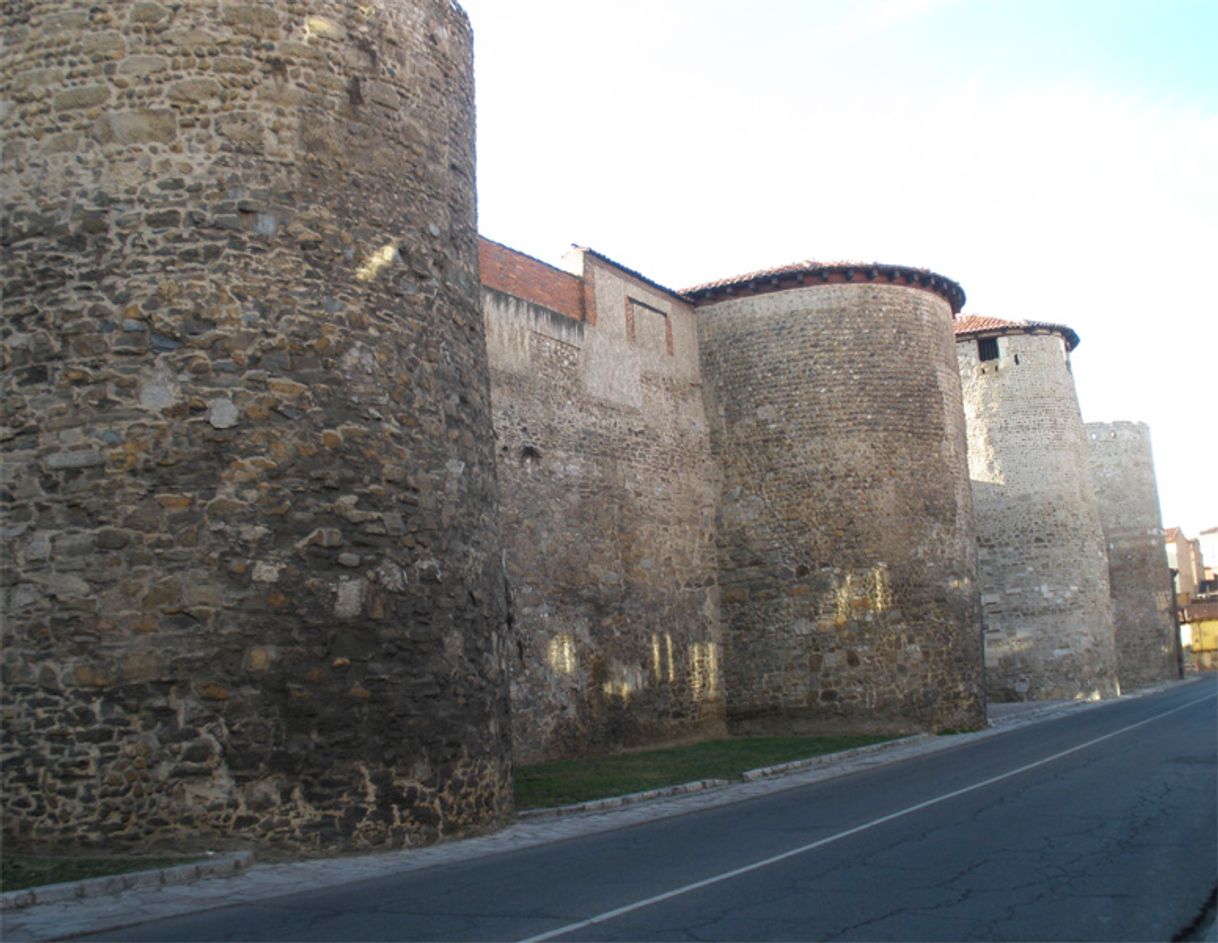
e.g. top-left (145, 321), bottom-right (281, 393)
top-left (953, 314), bottom-right (1080, 351)
top-left (1165, 527), bottom-right (1183, 543)
top-left (681, 260), bottom-right (966, 313)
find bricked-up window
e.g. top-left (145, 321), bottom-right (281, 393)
top-left (627, 297), bottom-right (675, 357)
top-left (978, 337), bottom-right (999, 361)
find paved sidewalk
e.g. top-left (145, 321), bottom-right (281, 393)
top-left (0, 681), bottom-right (1190, 943)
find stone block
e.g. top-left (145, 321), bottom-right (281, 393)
top-left (92, 110), bottom-right (177, 145)
top-left (54, 85), bottom-right (109, 110)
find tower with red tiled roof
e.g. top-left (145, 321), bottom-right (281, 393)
top-left (955, 316), bottom-right (1119, 700)
top-left (689, 262), bottom-right (986, 735)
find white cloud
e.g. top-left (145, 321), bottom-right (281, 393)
top-left (819, 0), bottom-right (964, 46)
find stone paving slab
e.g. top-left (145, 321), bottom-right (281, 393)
top-left (0, 681), bottom-right (1189, 943)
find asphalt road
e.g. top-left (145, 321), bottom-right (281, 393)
top-left (82, 677), bottom-right (1217, 942)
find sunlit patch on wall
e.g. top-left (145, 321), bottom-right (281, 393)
top-left (831, 565), bottom-right (893, 626)
top-left (356, 240), bottom-right (399, 282)
top-left (303, 15), bottom-right (345, 40)
top-left (690, 641), bottom-right (719, 701)
top-left (547, 633), bottom-right (576, 674)
top-left (651, 632), bottom-right (676, 683)
top-left (601, 663), bottom-right (646, 703)
top-left (868, 565), bottom-right (892, 612)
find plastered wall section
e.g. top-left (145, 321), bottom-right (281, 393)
top-left (1, 0), bottom-right (512, 854)
top-left (1085, 421), bottom-right (1181, 687)
top-left (483, 248), bottom-right (726, 762)
top-left (958, 333), bottom-right (1119, 700)
top-left (696, 283), bottom-right (986, 735)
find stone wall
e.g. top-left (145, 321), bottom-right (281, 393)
top-left (957, 328), bottom-right (1118, 701)
top-left (693, 278), bottom-right (986, 735)
top-left (1, 0), bottom-right (512, 854)
top-left (483, 242), bottom-right (726, 762)
top-left (1086, 421), bottom-right (1181, 687)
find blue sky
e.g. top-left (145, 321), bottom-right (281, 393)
top-left (461, 0), bottom-right (1217, 536)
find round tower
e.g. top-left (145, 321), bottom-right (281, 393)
top-left (1, 0), bottom-right (511, 853)
top-left (1085, 421), bottom-right (1181, 687)
top-left (690, 263), bottom-right (986, 735)
top-left (955, 316), bottom-right (1118, 701)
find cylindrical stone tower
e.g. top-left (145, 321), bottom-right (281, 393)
top-left (1, 0), bottom-right (511, 853)
top-left (1086, 421), bottom-right (1182, 687)
top-left (690, 263), bottom-right (986, 735)
top-left (955, 316), bottom-right (1119, 701)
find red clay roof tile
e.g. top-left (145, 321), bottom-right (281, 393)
top-left (954, 314), bottom-right (1080, 351)
top-left (682, 260), bottom-right (966, 313)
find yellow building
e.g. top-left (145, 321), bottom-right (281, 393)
top-left (1183, 601), bottom-right (1218, 671)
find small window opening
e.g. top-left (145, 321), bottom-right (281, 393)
top-left (519, 445), bottom-right (542, 467)
top-left (1013, 353), bottom-right (1020, 365)
top-left (978, 337), bottom-right (999, 362)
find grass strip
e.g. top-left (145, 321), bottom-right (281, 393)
top-left (0, 855), bottom-right (200, 892)
top-left (515, 734), bottom-right (899, 809)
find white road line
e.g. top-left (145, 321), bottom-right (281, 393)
top-left (517, 690), bottom-right (1216, 943)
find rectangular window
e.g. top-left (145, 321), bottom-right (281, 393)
top-left (978, 337), bottom-right (999, 361)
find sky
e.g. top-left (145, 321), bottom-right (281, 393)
top-left (461, 0), bottom-right (1217, 538)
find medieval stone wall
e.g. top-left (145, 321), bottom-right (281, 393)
top-left (695, 282), bottom-right (986, 735)
top-left (1, 0), bottom-right (512, 854)
top-left (2, 0), bottom-right (1185, 857)
top-left (1086, 421), bottom-right (1181, 687)
top-left (957, 331), bottom-right (1119, 700)
top-left (483, 243), bottom-right (726, 762)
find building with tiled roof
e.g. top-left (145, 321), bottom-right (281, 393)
top-left (953, 314), bottom-right (1080, 351)
top-left (955, 314), bottom-right (1121, 700)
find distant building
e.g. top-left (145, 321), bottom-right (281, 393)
top-left (1182, 600), bottom-right (1218, 671)
top-left (1200, 528), bottom-right (1218, 590)
top-left (1165, 527), bottom-right (1205, 602)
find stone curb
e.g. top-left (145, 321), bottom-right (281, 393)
top-left (517, 733), bottom-right (935, 820)
top-left (517, 778), bottom-right (731, 820)
top-left (739, 733), bottom-right (935, 780)
top-left (0, 852), bottom-right (254, 912)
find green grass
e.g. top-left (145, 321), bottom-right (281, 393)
top-left (515, 734), bottom-right (900, 809)
top-left (0, 855), bottom-right (200, 892)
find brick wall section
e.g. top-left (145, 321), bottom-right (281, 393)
top-left (957, 332), bottom-right (1119, 701)
top-left (484, 251), bottom-right (726, 761)
top-left (479, 238), bottom-right (584, 322)
top-left (696, 283), bottom-right (986, 735)
top-left (1086, 422), bottom-right (1182, 687)
top-left (1, 0), bottom-right (511, 855)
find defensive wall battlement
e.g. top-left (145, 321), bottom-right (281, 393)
top-left (1086, 422), bottom-right (1182, 687)
top-left (0, 0), bottom-right (1178, 856)
top-left (481, 239), bottom-right (987, 752)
